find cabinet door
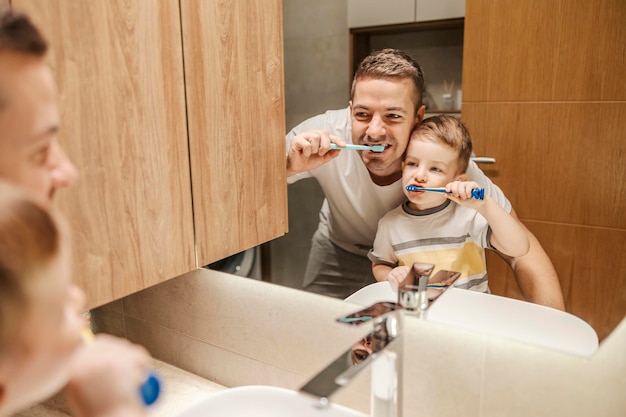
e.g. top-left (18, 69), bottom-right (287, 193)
top-left (15, 1), bottom-right (196, 308)
top-left (415, 0), bottom-right (465, 22)
top-left (348, 0), bottom-right (415, 28)
top-left (180, 0), bottom-right (288, 266)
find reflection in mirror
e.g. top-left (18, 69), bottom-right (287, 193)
top-left (268, 0), bottom-right (624, 348)
top-left (338, 302), bottom-right (399, 367)
top-left (300, 304), bottom-right (401, 401)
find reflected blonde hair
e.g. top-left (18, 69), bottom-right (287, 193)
top-left (0, 181), bottom-right (62, 355)
top-left (410, 115), bottom-right (473, 174)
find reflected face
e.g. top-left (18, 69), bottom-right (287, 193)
top-left (9, 230), bottom-right (85, 411)
top-left (350, 78), bottom-right (423, 182)
top-left (0, 52), bottom-right (77, 200)
top-left (402, 137), bottom-right (462, 210)
top-left (351, 334), bottom-right (373, 365)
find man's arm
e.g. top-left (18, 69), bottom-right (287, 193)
top-left (502, 209), bottom-right (565, 311)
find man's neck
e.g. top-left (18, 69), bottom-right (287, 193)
top-left (368, 170), bottom-right (402, 186)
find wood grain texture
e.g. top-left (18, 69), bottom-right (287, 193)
top-left (462, 102), bottom-right (626, 228)
top-left (181, 0), bottom-right (288, 266)
top-left (464, 0), bottom-right (626, 341)
top-left (463, 0), bottom-right (626, 102)
top-left (15, 1), bottom-right (195, 308)
top-left (486, 222), bottom-right (626, 341)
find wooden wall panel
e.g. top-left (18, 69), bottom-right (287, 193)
top-left (463, 0), bottom-right (626, 102)
top-left (15, 1), bottom-right (196, 308)
top-left (181, 0), bottom-right (287, 266)
top-left (486, 222), bottom-right (626, 341)
top-left (462, 102), bottom-right (626, 228)
top-left (464, 0), bottom-right (626, 341)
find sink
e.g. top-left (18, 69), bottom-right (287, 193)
top-left (175, 385), bottom-right (368, 417)
top-left (344, 282), bottom-right (598, 357)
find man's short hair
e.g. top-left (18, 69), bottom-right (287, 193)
top-left (0, 6), bottom-right (47, 56)
top-left (351, 48), bottom-right (425, 110)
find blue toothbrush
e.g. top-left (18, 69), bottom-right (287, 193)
top-left (405, 185), bottom-right (485, 200)
top-left (330, 143), bottom-right (385, 153)
top-left (83, 328), bottom-right (161, 406)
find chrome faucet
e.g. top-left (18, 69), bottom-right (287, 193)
top-left (299, 262), bottom-right (458, 417)
top-left (300, 302), bottom-right (403, 417)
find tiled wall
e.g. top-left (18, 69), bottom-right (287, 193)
top-left (93, 269), bottom-right (626, 416)
top-left (268, 0), bottom-right (350, 290)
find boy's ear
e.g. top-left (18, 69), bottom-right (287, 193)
top-left (455, 173), bottom-right (468, 182)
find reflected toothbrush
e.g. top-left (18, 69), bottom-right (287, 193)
top-left (405, 185), bottom-right (485, 200)
top-left (337, 315), bottom-right (373, 323)
top-left (330, 143), bottom-right (385, 153)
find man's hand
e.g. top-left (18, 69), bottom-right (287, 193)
top-left (287, 130), bottom-right (345, 175)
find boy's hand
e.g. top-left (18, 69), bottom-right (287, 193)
top-left (387, 265), bottom-right (411, 286)
top-left (65, 334), bottom-right (151, 417)
top-left (445, 180), bottom-right (484, 208)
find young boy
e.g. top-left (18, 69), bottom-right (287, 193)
top-left (0, 181), bottom-right (148, 417)
top-left (0, 7), bottom-right (151, 416)
top-left (369, 115), bottom-right (529, 291)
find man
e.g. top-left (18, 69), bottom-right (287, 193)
top-left (0, 8), bottom-right (151, 416)
top-left (286, 49), bottom-right (564, 310)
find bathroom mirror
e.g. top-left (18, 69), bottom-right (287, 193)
top-left (260, 0), bottom-right (626, 349)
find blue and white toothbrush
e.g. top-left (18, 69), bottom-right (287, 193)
top-left (405, 185), bottom-right (485, 200)
top-left (330, 143), bottom-right (385, 152)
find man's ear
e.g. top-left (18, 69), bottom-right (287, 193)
top-left (455, 172), bottom-right (468, 182)
top-left (416, 105), bottom-right (425, 123)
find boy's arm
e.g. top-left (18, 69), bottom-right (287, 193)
top-left (373, 263), bottom-right (412, 286)
top-left (373, 263), bottom-right (392, 282)
top-left (479, 197), bottom-right (530, 258)
top-left (446, 181), bottom-right (529, 258)
top-left (448, 177), bottom-right (565, 310)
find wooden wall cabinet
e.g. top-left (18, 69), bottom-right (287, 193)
top-left (15, 0), bottom-right (287, 309)
top-left (347, 0), bottom-right (464, 28)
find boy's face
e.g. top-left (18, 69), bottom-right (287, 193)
top-left (402, 137), bottom-right (464, 210)
top-left (350, 77), bottom-right (424, 182)
top-left (7, 232), bottom-right (85, 412)
top-left (0, 52), bottom-right (77, 200)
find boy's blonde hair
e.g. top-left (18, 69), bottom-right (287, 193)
top-left (0, 181), bottom-right (62, 355)
top-left (410, 115), bottom-right (473, 174)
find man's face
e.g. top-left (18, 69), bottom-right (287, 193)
top-left (350, 77), bottom-right (424, 182)
top-left (0, 52), bottom-right (77, 200)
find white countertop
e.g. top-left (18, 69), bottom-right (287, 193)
top-left (15, 360), bottom-right (225, 417)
